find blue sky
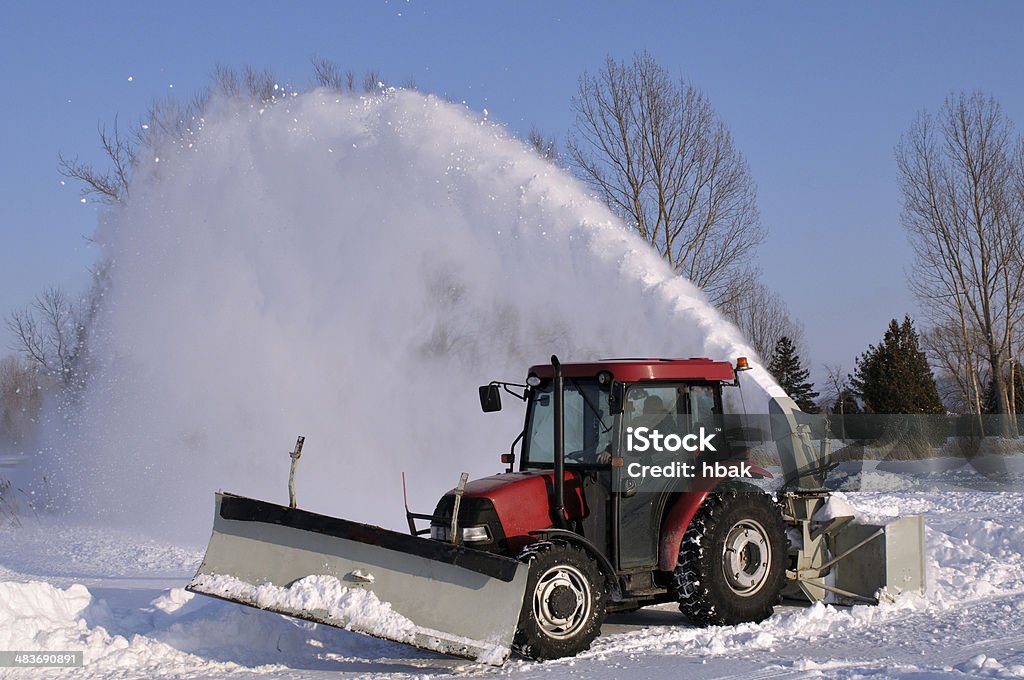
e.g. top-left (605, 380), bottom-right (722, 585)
top-left (2, 1), bottom-right (1023, 381)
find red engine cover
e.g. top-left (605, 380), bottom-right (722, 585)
top-left (462, 471), bottom-right (584, 551)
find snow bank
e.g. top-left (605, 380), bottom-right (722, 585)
top-left (0, 578), bottom-right (419, 678)
top-left (38, 88), bottom-right (778, 537)
top-left (0, 581), bottom-right (93, 651)
top-left (958, 654), bottom-right (1024, 677)
top-left (190, 573), bottom-right (415, 642)
top-left (0, 581), bottom-right (241, 677)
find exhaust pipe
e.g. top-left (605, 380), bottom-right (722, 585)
top-left (551, 354), bottom-right (568, 529)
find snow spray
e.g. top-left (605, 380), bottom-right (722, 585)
top-left (40, 90), bottom-right (782, 539)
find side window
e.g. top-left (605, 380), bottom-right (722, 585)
top-left (625, 384), bottom-right (719, 436)
top-left (626, 385), bottom-right (682, 435)
top-left (525, 382), bottom-right (614, 466)
top-left (688, 385), bottom-right (718, 432)
top-left (525, 390), bottom-right (555, 464)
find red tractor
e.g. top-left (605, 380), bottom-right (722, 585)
top-left (190, 355), bottom-right (924, 665)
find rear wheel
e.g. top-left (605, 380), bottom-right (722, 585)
top-left (672, 482), bottom-right (786, 626)
top-left (513, 542), bottom-right (606, 660)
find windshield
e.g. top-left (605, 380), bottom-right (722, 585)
top-left (523, 379), bottom-right (614, 466)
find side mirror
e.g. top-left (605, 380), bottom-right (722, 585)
top-left (609, 381), bottom-right (625, 415)
top-left (479, 384), bottom-right (502, 412)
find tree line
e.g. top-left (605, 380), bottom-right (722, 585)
top-left (764, 315), bottom-right (944, 416)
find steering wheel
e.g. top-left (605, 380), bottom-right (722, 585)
top-left (564, 449), bottom-right (589, 463)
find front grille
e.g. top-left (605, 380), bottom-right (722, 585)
top-left (430, 495), bottom-right (508, 554)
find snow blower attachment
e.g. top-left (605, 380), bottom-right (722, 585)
top-left (770, 396), bottom-right (926, 604)
top-left (190, 357), bottom-right (926, 665)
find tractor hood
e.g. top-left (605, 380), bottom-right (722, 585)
top-left (436, 470), bottom-right (585, 552)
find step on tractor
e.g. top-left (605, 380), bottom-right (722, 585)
top-left (188, 356), bottom-right (926, 664)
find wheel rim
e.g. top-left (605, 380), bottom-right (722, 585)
top-left (721, 519), bottom-right (772, 597)
top-left (532, 564), bottom-right (592, 639)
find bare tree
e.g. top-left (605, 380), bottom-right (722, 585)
top-left (921, 321), bottom-right (986, 414)
top-left (0, 356), bottom-right (42, 447)
top-left (363, 70), bottom-right (382, 93)
top-left (896, 92), bottom-right (1024, 419)
top-left (143, 95), bottom-right (197, 144)
top-left (527, 127), bottom-right (558, 161)
top-left (245, 66), bottom-right (278, 101)
top-left (721, 279), bottom-right (801, 361)
top-left (133, 65), bottom-right (279, 157)
top-left (568, 52), bottom-right (764, 307)
top-left (312, 56), bottom-right (344, 90)
top-left (211, 65), bottom-right (277, 103)
top-left (820, 364), bottom-right (850, 411)
top-left (6, 288), bottom-right (82, 386)
top-left (211, 63), bottom-right (242, 97)
top-left (57, 67), bottom-right (244, 207)
top-left (57, 117), bottom-right (135, 205)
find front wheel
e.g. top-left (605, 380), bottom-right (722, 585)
top-left (513, 542), bottom-right (607, 660)
top-left (672, 482), bottom-right (787, 626)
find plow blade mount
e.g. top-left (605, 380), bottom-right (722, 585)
top-left (187, 492), bottom-right (529, 665)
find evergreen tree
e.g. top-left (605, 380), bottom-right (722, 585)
top-left (831, 391), bottom-right (862, 415)
top-left (768, 336), bottom-right (820, 413)
top-left (981, 362), bottom-right (1024, 414)
top-left (851, 316), bottom-right (945, 414)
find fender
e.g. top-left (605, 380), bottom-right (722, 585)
top-left (657, 465), bottom-right (774, 572)
top-left (657, 491), bottom-right (709, 572)
top-left (529, 528), bottom-right (622, 600)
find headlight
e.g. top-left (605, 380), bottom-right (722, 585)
top-left (461, 525), bottom-right (492, 543)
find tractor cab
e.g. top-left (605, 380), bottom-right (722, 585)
top-left (454, 357), bottom-right (756, 612)
top-left (518, 363), bottom-right (733, 470)
top-left (483, 357), bottom-right (742, 469)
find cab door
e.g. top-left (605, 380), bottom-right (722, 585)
top-left (616, 383), bottom-right (723, 570)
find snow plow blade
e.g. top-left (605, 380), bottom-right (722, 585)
top-left (187, 492), bottom-right (529, 665)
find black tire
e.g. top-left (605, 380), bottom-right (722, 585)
top-left (513, 541), bottom-right (607, 660)
top-left (672, 482), bottom-right (787, 626)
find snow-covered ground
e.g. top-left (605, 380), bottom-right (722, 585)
top-left (2, 490), bottom-right (1023, 679)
